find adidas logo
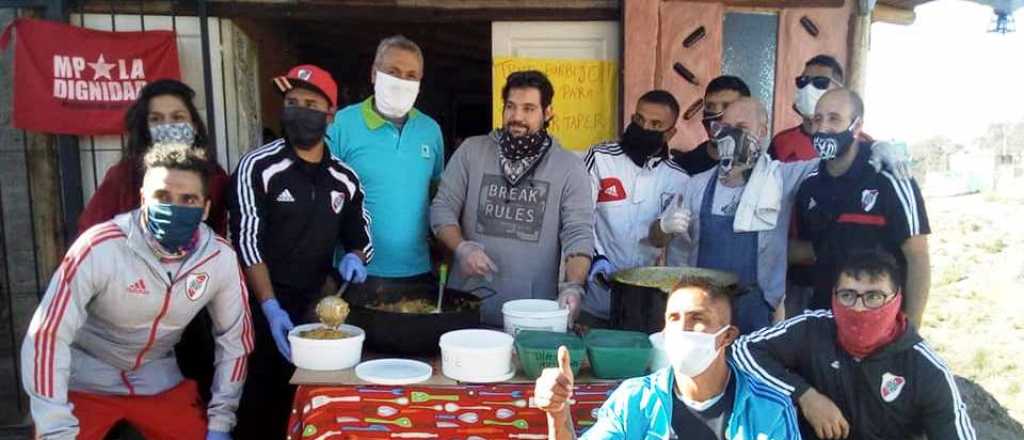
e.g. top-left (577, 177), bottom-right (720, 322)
top-left (127, 278), bottom-right (148, 295)
top-left (603, 186), bottom-right (619, 197)
top-left (276, 189), bottom-right (295, 203)
top-left (808, 197), bottom-right (817, 210)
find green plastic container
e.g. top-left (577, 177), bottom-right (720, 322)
top-left (584, 329), bottom-right (653, 379)
top-left (514, 330), bottom-right (585, 379)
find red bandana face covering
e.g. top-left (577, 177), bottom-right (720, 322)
top-left (832, 294), bottom-right (908, 359)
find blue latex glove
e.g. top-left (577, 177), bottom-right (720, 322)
top-left (206, 431), bottom-right (232, 440)
top-left (588, 258), bottom-right (617, 286)
top-left (338, 252), bottom-right (367, 283)
top-left (260, 298), bottom-right (294, 361)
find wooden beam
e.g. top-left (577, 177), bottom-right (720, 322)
top-left (81, 0), bottom-right (619, 21)
top-left (872, 4), bottom-right (916, 25)
top-left (15, 4), bottom-right (65, 286)
top-left (24, 134), bottom-right (65, 284)
top-left (227, 0), bottom-right (617, 9)
top-left (80, 0), bottom-right (182, 15)
top-left (847, 12), bottom-right (871, 95)
top-left (668, 0), bottom-right (844, 7)
top-left (212, 3), bottom-right (618, 21)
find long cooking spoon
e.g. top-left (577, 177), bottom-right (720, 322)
top-left (315, 281), bottom-right (350, 328)
top-left (434, 264), bottom-right (448, 313)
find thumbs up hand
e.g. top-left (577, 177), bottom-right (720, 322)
top-left (534, 346), bottom-right (575, 414)
top-left (659, 194), bottom-right (692, 236)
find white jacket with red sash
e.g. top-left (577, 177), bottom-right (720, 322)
top-left (21, 211), bottom-right (254, 438)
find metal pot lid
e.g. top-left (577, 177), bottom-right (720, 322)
top-left (610, 266), bottom-right (739, 293)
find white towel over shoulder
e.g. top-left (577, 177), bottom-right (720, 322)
top-left (734, 153), bottom-right (783, 232)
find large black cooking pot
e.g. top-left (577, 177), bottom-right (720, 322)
top-left (609, 267), bottom-right (739, 334)
top-left (343, 280), bottom-right (496, 355)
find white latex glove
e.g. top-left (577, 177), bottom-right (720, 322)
top-left (869, 140), bottom-right (912, 180)
top-left (557, 282), bottom-right (584, 325)
top-left (659, 194), bottom-right (692, 235)
top-left (455, 240), bottom-right (498, 279)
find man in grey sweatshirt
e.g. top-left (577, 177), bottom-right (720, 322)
top-left (431, 70), bottom-right (594, 326)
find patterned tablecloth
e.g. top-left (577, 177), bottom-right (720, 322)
top-left (287, 382), bottom-right (617, 440)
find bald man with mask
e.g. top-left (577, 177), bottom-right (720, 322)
top-left (794, 88), bottom-right (929, 327)
top-left (651, 98), bottom-right (909, 334)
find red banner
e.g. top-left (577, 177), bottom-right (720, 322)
top-left (0, 18), bottom-right (181, 135)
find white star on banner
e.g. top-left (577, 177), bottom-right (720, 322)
top-left (88, 54), bottom-right (116, 80)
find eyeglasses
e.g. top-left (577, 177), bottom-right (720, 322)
top-left (796, 75), bottom-right (841, 90)
top-left (834, 289), bottom-right (896, 309)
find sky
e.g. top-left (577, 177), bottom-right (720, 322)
top-left (865, 0), bottom-right (1024, 144)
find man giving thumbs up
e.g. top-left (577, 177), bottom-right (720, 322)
top-left (534, 346), bottom-right (576, 440)
top-left (534, 279), bottom-right (802, 439)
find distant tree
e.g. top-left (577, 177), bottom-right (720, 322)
top-left (975, 120), bottom-right (1024, 163)
top-left (912, 135), bottom-right (955, 174)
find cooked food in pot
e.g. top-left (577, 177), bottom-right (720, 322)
top-left (371, 298), bottom-right (440, 314)
top-left (299, 327), bottom-right (352, 340)
top-left (613, 267), bottom-right (739, 291)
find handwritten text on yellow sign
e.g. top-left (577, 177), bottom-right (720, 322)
top-left (492, 57), bottom-right (619, 152)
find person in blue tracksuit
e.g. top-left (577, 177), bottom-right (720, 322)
top-left (534, 278), bottom-right (801, 439)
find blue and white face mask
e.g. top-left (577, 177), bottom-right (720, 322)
top-left (149, 122), bottom-right (196, 146)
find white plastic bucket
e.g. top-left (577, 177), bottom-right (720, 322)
top-left (439, 329), bottom-right (514, 382)
top-left (649, 331), bottom-right (670, 372)
top-left (289, 323), bottom-right (365, 371)
top-left (501, 299), bottom-right (569, 336)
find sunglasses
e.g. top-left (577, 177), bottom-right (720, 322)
top-left (795, 75), bottom-right (841, 90)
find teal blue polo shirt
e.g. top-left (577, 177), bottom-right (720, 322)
top-left (327, 97), bottom-right (444, 277)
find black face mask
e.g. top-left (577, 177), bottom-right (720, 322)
top-left (812, 118), bottom-right (860, 160)
top-left (282, 106), bottom-right (328, 150)
top-left (621, 122), bottom-right (667, 167)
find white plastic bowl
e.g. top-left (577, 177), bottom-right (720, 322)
top-left (288, 323), bottom-right (365, 371)
top-left (649, 331), bottom-right (670, 372)
top-left (502, 299), bottom-right (569, 336)
top-left (439, 329), bottom-right (514, 382)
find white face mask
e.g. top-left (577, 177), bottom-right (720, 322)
top-left (794, 84), bottom-right (829, 118)
top-left (663, 325), bottom-right (729, 378)
top-left (374, 70), bottom-right (420, 119)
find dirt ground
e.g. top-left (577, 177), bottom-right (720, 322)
top-left (922, 190), bottom-right (1024, 435)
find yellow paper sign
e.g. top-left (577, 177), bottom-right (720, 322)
top-left (492, 57), bottom-right (619, 152)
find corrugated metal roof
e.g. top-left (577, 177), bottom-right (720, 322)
top-left (880, 0), bottom-right (1024, 12)
top-left (876, 0), bottom-right (933, 9)
top-left (879, 0), bottom-right (932, 9)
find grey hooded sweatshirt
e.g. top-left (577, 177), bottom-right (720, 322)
top-left (431, 131), bottom-right (594, 325)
